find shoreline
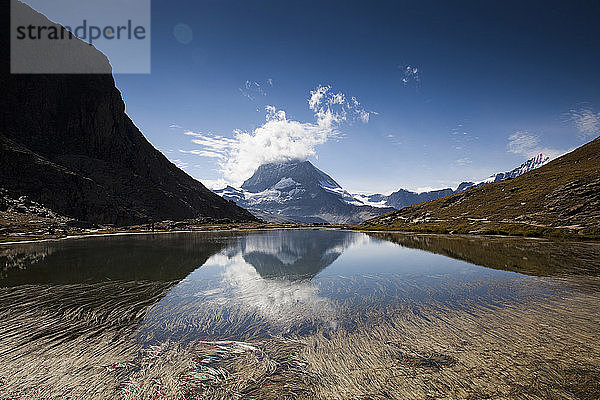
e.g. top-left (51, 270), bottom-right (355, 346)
top-left (2, 223), bottom-right (599, 246)
top-left (0, 223), bottom-right (342, 246)
top-left (347, 223), bottom-right (600, 242)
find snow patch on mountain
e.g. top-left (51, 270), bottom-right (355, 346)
top-left (350, 193), bottom-right (390, 208)
top-left (273, 178), bottom-right (299, 190)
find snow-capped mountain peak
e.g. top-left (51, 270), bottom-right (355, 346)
top-left (214, 160), bottom-right (393, 223)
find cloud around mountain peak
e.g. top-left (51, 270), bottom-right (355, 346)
top-left (180, 85), bottom-right (373, 186)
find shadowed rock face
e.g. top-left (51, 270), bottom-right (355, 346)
top-left (0, 2), bottom-right (256, 226)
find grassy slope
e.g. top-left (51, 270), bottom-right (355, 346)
top-left (358, 136), bottom-right (600, 239)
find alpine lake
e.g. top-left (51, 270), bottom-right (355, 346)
top-left (1, 229), bottom-right (599, 399)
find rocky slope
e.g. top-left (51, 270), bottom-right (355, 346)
top-left (0, 1), bottom-right (256, 226)
top-left (215, 160), bottom-right (394, 224)
top-left (0, 188), bottom-right (81, 238)
top-left (360, 138), bottom-right (600, 238)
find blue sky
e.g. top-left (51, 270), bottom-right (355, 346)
top-left (112, 0), bottom-right (600, 193)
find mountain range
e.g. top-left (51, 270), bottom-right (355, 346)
top-left (214, 154), bottom-right (552, 224)
top-left (355, 153), bottom-right (551, 209)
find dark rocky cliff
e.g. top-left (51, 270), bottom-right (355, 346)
top-left (0, 1), bottom-right (256, 225)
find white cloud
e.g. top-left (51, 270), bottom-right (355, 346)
top-left (202, 178), bottom-right (229, 190)
top-left (171, 159), bottom-right (188, 169)
top-left (308, 85), bottom-right (374, 124)
top-left (169, 124), bottom-right (182, 129)
top-left (507, 131), bottom-right (568, 160)
top-left (179, 148), bottom-right (225, 158)
top-left (183, 131), bottom-right (236, 152)
top-left (184, 85), bottom-right (373, 186)
top-left (239, 79), bottom-right (271, 101)
top-left (329, 92), bottom-right (345, 105)
top-left (178, 107), bottom-right (337, 185)
top-left (357, 109), bottom-right (370, 123)
top-left (507, 132), bottom-right (541, 155)
top-left (220, 106), bottom-right (338, 184)
top-left (400, 64), bottom-right (420, 87)
top-left (568, 106), bottom-right (600, 138)
top-left (308, 85), bottom-right (330, 111)
top-left (455, 157), bottom-right (472, 166)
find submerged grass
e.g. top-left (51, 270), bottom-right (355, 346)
top-left (0, 281), bottom-right (173, 399)
top-left (298, 287), bottom-right (600, 399)
top-left (1, 275), bottom-right (599, 399)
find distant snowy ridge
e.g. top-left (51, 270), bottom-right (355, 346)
top-left (350, 153), bottom-right (552, 210)
top-left (455, 153), bottom-right (550, 192)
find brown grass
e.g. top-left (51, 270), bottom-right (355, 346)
top-left (359, 136), bottom-right (600, 239)
top-left (1, 275), bottom-right (599, 399)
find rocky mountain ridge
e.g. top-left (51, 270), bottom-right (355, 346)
top-left (454, 153), bottom-right (550, 192)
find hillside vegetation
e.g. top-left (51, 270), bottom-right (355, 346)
top-left (360, 136), bottom-right (600, 239)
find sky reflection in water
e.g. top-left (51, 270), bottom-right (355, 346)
top-left (142, 230), bottom-right (535, 341)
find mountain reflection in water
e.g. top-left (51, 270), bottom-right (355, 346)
top-left (141, 230), bottom-right (363, 339)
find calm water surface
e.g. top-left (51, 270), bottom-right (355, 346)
top-left (2, 229), bottom-right (598, 342)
